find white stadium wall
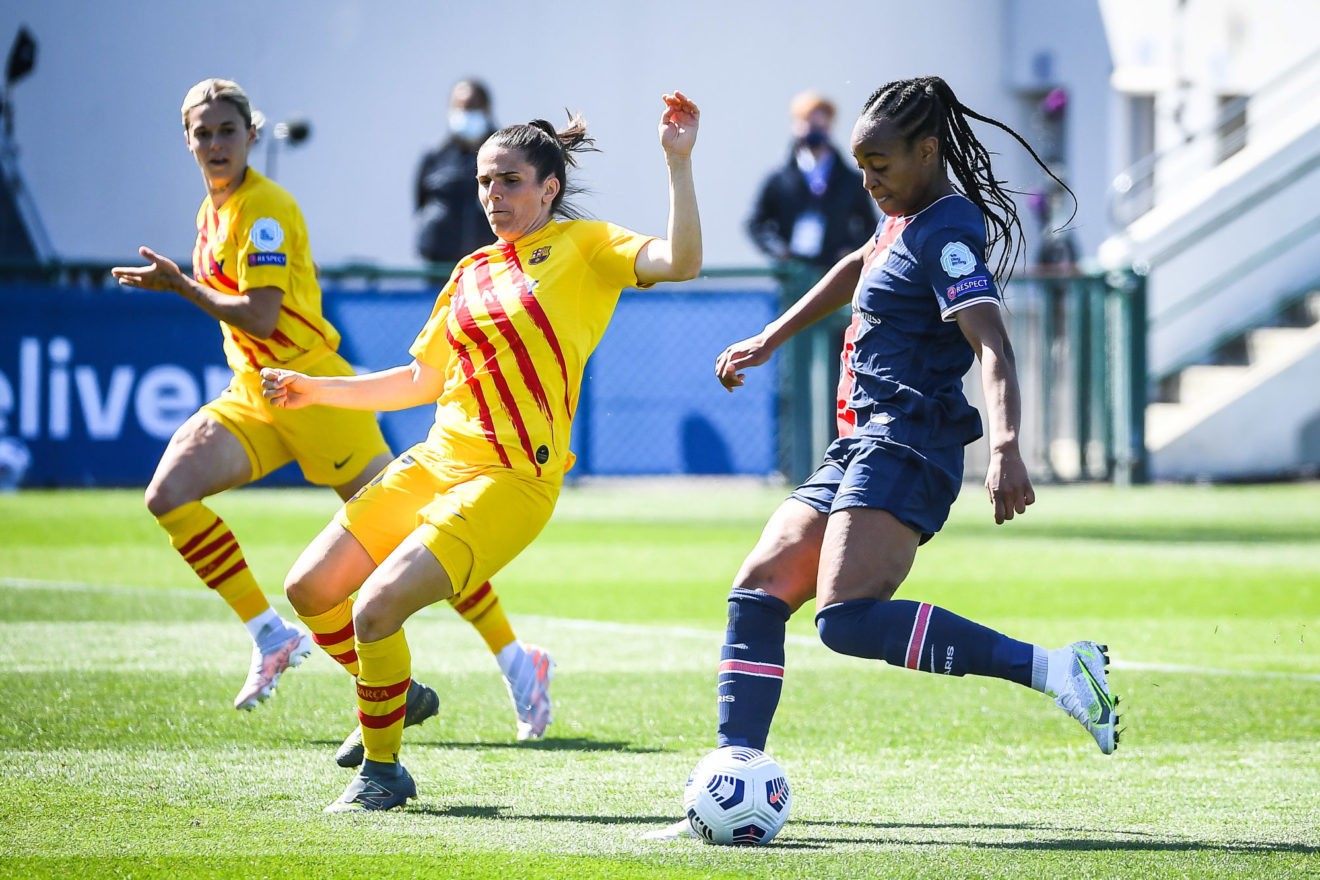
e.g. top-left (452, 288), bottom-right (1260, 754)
top-left (0, 0), bottom-right (1113, 270)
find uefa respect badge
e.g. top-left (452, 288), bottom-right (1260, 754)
top-left (250, 217), bottom-right (285, 252)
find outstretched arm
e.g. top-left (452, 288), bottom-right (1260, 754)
top-left (261, 359), bottom-right (447, 412)
top-left (635, 91), bottom-right (702, 284)
top-left (111, 246), bottom-right (283, 338)
top-left (715, 241), bottom-right (868, 391)
top-left (956, 302), bottom-right (1035, 523)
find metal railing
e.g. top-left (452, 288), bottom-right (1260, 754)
top-left (770, 266), bottom-right (1149, 486)
top-left (1, 260), bottom-right (1148, 485)
top-left (1109, 47), bottom-right (1320, 228)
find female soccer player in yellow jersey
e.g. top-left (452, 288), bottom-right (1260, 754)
top-left (110, 79), bottom-right (548, 751)
top-left (261, 90), bottom-right (703, 812)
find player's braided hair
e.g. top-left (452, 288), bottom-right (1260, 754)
top-left (860, 76), bottom-right (1074, 282)
top-left (486, 112), bottom-right (598, 219)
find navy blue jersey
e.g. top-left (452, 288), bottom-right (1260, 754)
top-left (836, 194), bottom-right (1000, 448)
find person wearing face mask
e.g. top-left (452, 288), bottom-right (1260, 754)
top-left (415, 78), bottom-right (498, 264)
top-left (746, 90), bottom-right (877, 270)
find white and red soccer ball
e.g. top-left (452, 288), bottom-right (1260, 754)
top-left (683, 746), bottom-right (791, 845)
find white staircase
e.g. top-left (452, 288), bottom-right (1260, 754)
top-left (1102, 50), bottom-right (1320, 481)
top-left (1146, 292), bottom-right (1320, 480)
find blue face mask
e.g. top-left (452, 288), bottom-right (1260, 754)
top-left (448, 109), bottom-right (490, 143)
top-left (801, 127), bottom-right (829, 149)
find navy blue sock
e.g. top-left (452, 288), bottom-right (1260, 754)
top-left (716, 587), bottom-right (792, 750)
top-left (815, 598), bottom-right (1035, 686)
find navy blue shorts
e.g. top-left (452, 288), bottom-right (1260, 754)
top-left (790, 435), bottom-right (965, 543)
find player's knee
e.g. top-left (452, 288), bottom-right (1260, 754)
top-left (144, 480), bottom-right (183, 519)
top-left (352, 598), bottom-right (397, 645)
top-left (815, 600), bottom-right (873, 657)
top-left (283, 566), bottom-right (316, 614)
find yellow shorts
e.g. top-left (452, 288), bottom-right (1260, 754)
top-left (336, 443), bottom-right (559, 595)
top-left (202, 351), bottom-right (391, 487)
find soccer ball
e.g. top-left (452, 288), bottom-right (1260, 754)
top-left (683, 746), bottom-right (791, 845)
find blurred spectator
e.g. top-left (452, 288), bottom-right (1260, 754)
top-left (746, 90), bottom-right (876, 270)
top-left (1032, 181), bottom-right (1078, 272)
top-left (414, 78), bottom-right (497, 263)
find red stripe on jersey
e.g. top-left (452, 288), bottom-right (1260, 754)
top-left (207, 254), bottom-right (240, 293)
top-left (357, 704), bottom-right (408, 729)
top-left (356, 678), bottom-right (412, 703)
top-left (448, 339), bottom-right (513, 468)
top-left (226, 327), bottom-right (262, 370)
top-left (904, 602), bottom-right (933, 670)
top-left (192, 224), bottom-right (205, 280)
top-left (313, 620), bottom-right (357, 646)
top-left (281, 303), bottom-right (333, 346)
top-left (836, 313), bottom-right (861, 438)
top-left (176, 518), bottom-right (221, 557)
top-left (192, 210), bottom-right (212, 282)
top-left (452, 267), bottom-right (541, 475)
top-left (502, 243), bottom-right (573, 415)
top-left (232, 328), bottom-right (280, 363)
top-left (451, 581), bottom-right (492, 615)
top-left (717, 659), bottom-right (785, 679)
top-left (476, 251), bottom-right (554, 422)
top-left (836, 216), bottom-right (911, 437)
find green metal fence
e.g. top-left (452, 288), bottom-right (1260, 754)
top-left (770, 265), bottom-right (1149, 486)
top-left (2, 259), bottom-right (1147, 485)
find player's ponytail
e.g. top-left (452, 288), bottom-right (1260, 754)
top-left (488, 113), bottom-right (599, 219)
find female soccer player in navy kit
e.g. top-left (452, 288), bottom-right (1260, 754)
top-left (647, 76), bottom-right (1118, 840)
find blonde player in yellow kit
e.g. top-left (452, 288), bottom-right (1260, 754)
top-left (262, 90), bottom-right (703, 812)
top-left (111, 79), bottom-right (547, 749)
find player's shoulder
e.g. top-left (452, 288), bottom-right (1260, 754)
top-left (553, 218), bottom-right (626, 253)
top-left (908, 194), bottom-right (986, 248)
top-left (233, 170), bottom-right (301, 217)
top-left (916, 193), bottom-right (981, 227)
top-left (556, 218), bottom-right (607, 238)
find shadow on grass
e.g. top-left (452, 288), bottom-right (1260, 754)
top-left (412, 805), bottom-right (678, 825)
top-left (407, 811), bottom-right (1316, 855)
top-left (963, 521), bottom-right (1320, 545)
top-left (307, 736), bottom-right (666, 754)
top-left (786, 820), bottom-right (1319, 854)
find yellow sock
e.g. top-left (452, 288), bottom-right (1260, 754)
top-left (356, 629), bottom-right (411, 764)
top-left (448, 580), bottom-right (516, 654)
top-left (300, 598), bottom-right (359, 676)
top-left (157, 501), bottom-right (269, 622)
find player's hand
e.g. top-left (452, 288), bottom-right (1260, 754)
top-left (260, 367), bottom-right (316, 410)
top-left (110, 246), bottom-right (185, 293)
top-left (658, 91), bottom-right (699, 158)
top-left (985, 448), bottom-right (1035, 524)
top-left (715, 333), bottom-right (773, 392)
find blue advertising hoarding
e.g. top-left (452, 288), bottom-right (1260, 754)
top-left (0, 283), bottom-right (778, 487)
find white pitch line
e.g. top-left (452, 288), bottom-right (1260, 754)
top-left (5, 577), bottom-right (1319, 683)
top-left (1108, 659), bottom-right (1320, 682)
top-left (0, 576), bottom-right (214, 598)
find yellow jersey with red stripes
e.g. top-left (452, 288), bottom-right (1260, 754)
top-left (409, 219), bottom-right (654, 480)
top-left (192, 168), bottom-right (340, 373)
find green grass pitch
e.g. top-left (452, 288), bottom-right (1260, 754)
top-left (0, 481), bottom-right (1317, 879)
